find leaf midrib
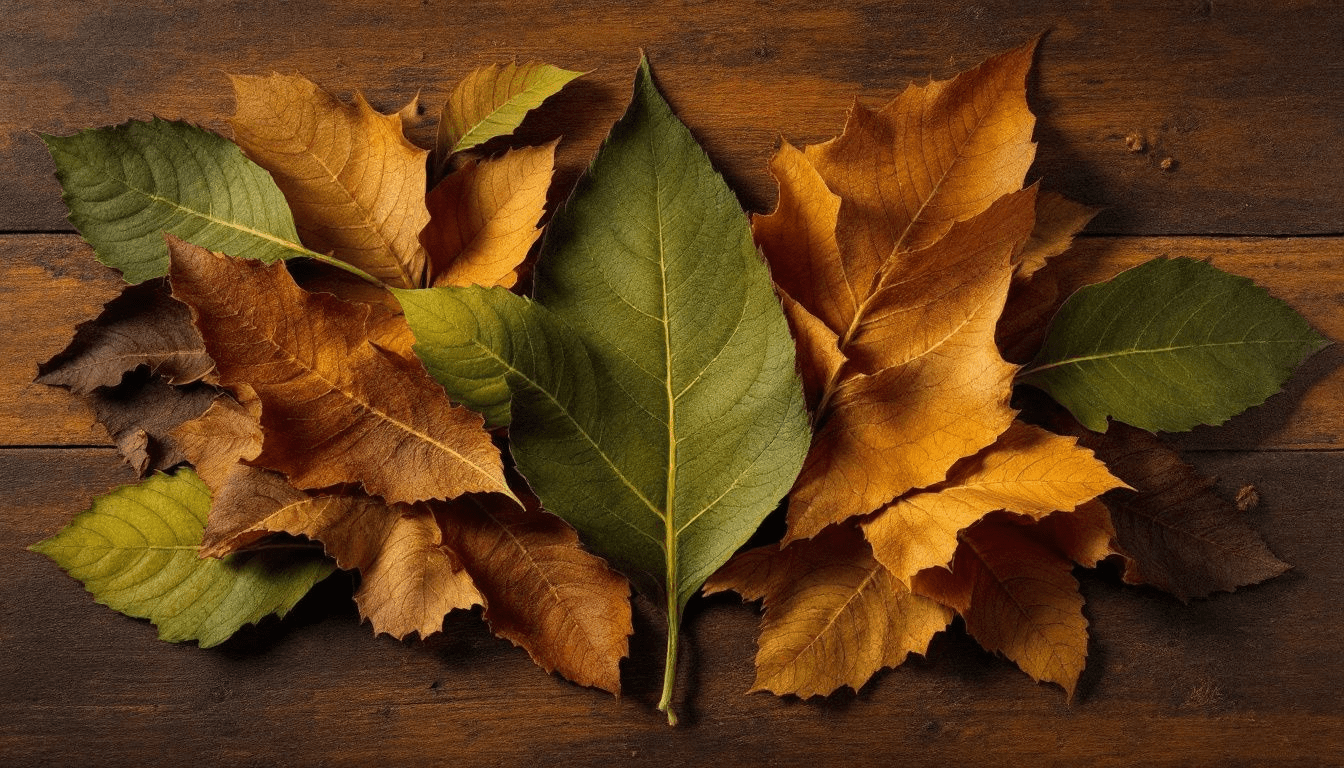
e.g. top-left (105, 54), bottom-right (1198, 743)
top-left (1020, 338), bottom-right (1310, 378)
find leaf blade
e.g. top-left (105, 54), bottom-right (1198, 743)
top-left (434, 61), bottom-right (583, 166)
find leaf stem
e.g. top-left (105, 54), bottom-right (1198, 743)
top-left (295, 246), bottom-right (386, 288)
top-left (658, 592), bottom-right (680, 726)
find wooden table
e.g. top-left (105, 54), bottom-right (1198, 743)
top-left (3, 2), bottom-right (1342, 765)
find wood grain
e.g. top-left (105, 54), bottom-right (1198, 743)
top-left (3, 449), bottom-right (1341, 766)
top-left (4, 234), bottom-right (1338, 450)
top-left (2, 1), bottom-right (1341, 236)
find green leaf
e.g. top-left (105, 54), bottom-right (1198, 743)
top-left (42, 118), bottom-right (311, 284)
top-left (30, 468), bottom-right (334, 647)
top-left (398, 59), bottom-right (810, 723)
top-left (1019, 257), bottom-right (1328, 432)
top-left (432, 62), bottom-right (583, 175)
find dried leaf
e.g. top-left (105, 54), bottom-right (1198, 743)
top-left (171, 385), bottom-right (262, 491)
top-left (30, 469), bottom-right (333, 647)
top-left (437, 492), bottom-right (632, 693)
top-left (230, 73), bottom-right (430, 288)
top-left (89, 371), bottom-right (219, 475)
top-left (861, 421), bottom-right (1124, 583)
top-left (166, 236), bottom-right (510, 505)
top-left (1081, 423), bottom-right (1290, 599)
top-left (422, 141), bottom-right (556, 289)
top-left (37, 279), bottom-right (213, 394)
top-left (1014, 192), bottom-right (1100, 280)
top-left (705, 523), bottom-right (951, 698)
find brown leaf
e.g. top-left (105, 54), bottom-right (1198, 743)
top-left (913, 516), bottom-right (1089, 698)
top-left (89, 370), bottom-right (219, 475)
top-left (436, 492), bottom-right (631, 693)
top-left (1035, 500), bottom-right (1122, 568)
top-left (171, 384), bottom-right (262, 492)
top-left (996, 266), bottom-right (1062, 363)
top-left (705, 523), bottom-right (951, 698)
top-left (1081, 423), bottom-right (1290, 599)
top-left (201, 465), bottom-right (481, 640)
top-left (166, 236), bottom-right (510, 505)
top-left (862, 421), bottom-right (1124, 583)
top-left (229, 73), bottom-right (430, 288)
top-left (422, 142), bottom-right (556, 289)
top-left (37, 279), bottom-right (213, 394)
top-left (1014, 192), bottom-right (1100, 280)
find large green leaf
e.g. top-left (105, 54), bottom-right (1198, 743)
top-left (1019, 257), bottom-right (1327, 432)
top-left (42, 118), bottom-right (311, 283)
top-left (398, 59), bottom-right (810, 722)
top-left (30, 469), bottom-right (334, 647)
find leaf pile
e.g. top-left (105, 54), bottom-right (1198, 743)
top-left (30, 44), bottom-right (1326, 723)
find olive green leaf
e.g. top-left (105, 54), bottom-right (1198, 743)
top-left (1019, 257), bottom-right (1328, 432)
top-left (398, 58), bottom-right (810, 723)
top-left (41, 119), bottom-right (317, 284)
top-left (30, 469), bottom-right (334, 647)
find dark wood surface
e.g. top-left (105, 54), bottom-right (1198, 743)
top-left (3, 2), bottom-right (1342, 765)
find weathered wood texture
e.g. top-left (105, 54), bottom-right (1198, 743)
top-left (2, 1), bottom-right (1342, 236)
top-left (3, 1), bottom-right (1343, 765)
top-left (3, 449), bottom-right (1341, 767)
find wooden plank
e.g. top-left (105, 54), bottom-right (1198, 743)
top-left (3, 448), bottom-right (1341, 765)
top-left (2, 1), bottom-right (1342, 236)
top-left (3, 234), bottom-right (1338, 450)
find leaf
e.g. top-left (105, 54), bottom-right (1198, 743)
top-left (1081, 422), bottom-right (1290, 599)
top-left (1019, 257), bottom-right (1329, 433)
top-left (436, 491), bottom-right (632, 693)
top-left (89, 370), bottom-right (220, 475)
top-left (912, 514), bottom-right (1090, 698)
top-left (432, 61), bottom-right (583, 172)
top-left (41, 118), bottom-right (307, 284)
top-left (36, 279), bottom-right (213, 394)
top-left (422, 141), bottom-right (557, 289)
top-left (861, 421), bottom-right (1124, 584)
top-left (166, 236), bottom-right (510, 505)
top-left (201, 466), bottom-right (481, 640)
top-left (229, 73), bottom-right (431, 289)
top-left (397, 59), bottom-right (810, 723)
top-left (29, 469), bottom-right (334, 647)
top-left (171, 384), bottom-right (262, 491)
top-left (704, 523), bottom-right (951, 698)
top-left (1013, 192), bottom-right (1100, 280)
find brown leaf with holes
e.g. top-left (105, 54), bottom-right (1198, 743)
top-left (861, 421), bottom-right (1124, 584)
top-left (37, 279), bottom-right (213, 394)
top-left (229, 73), bottom-right (430, 288)
top-left (1081, 422), bottom-right (1289, 600)
top-left (912, 513), bottom-right (1090, 698)
top-left (705, 523), bottom-right (951, 698)
top-left (422, 141), bottom-right (556, 289)
top-left (166, 236), bottom-right (510, 505)
top-left (436, 491), bottom-right (632, 693)
top-left (201, 465), bottom-right (480, 640)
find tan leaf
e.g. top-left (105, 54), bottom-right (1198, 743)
top-left (913, 516), bottom-right (1089, 698)
top-left (862, 421), bottom-right (1125, 582)
top-left (166, 236), bottom-right (510, 504)
top-left (436, 492), bottom-right (631, 693)
top-left (1035, 500), bottom-right (1120, 568)
top-left (171, 384), bottom-right (262, 491)
top-left (36, 279), bottom-right (213, 395)
top-left (1081, 422), bottom-right (1290, 599)
top-left (1014, 192), bottom-right (1100, 280)
top-left (200, 466), bottom-right (481, 640)
top-left (777, 289), bottom-right (845, 413)
top-left (422, 141), bottom-right (556, 289)
top-left (297, 270), bottom-right (417, 360)
top-left (229, 73), bottom-right (430, 288)
top-left (705, 523), bottom-right (951, 698)
top-left (803, 38), bottom-right (1037, 260)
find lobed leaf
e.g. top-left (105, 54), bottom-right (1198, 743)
top-left (30, 469), bottom-right (333, 647)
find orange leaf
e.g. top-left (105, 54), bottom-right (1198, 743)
top-left (229, 73), bottom-right (430, 288)
top-left (171, 384), bottom-right (262, 492)
top-left (1014, 191), bottom-right (1100, 280)
top-left (166, 236), bottom-right (510, 505)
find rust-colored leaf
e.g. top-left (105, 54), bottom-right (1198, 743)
top-left (229, 73), bottom-right (430, 288)
top-left (166, 236), bottom-right (510, 505)
top-left (422, 141), bottom-right (556, 289)
top-left (436, 491), bottom-right (632, 693)
top-left (862, 421), bottom-right (1124, 583)
top-left (1081, 422), bottom-right (1290, 599)
top-left (705, 523), bottom-right (951, 698)
top-left (37, 279), bottom-right (213, 394)
top-left (171, 384), bottom-right (262, 492)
